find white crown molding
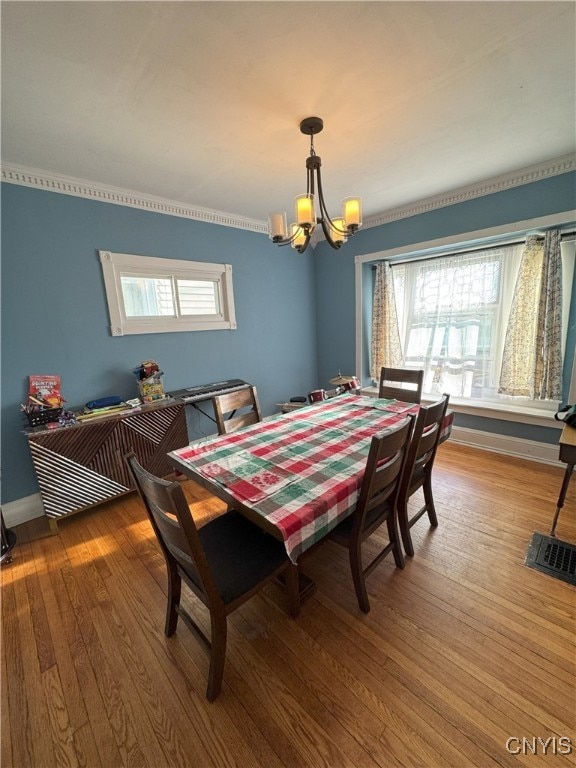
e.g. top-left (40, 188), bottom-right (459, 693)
top-left (363, 153), bottom-right (576, 229)
top-left (2, 153), bottom-right (575, 237)
top-left (1, 163), bottom-right (268, 234)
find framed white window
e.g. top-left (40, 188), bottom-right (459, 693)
top-left (99, 251), bottom-right (236, 336)
top-left (390, 244), bottom-right (525, 401)
top-left (355, 211), bottom-right (576, 424)
top-left (382, 240), bottom-right (574, 410)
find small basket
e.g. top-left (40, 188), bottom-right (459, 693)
top-left (26, 407), bottom-right (63, 428)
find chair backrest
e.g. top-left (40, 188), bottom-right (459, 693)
top-left (378, 367), bottom-right (424, 403)
top-left (124, 452), bottom-right (221, 606)
top-left (353, 415), bottom-right (414, 536)
top-left (213, 385), bottom-right (262, 435)
top-left (401, 394), bottom-right (450, 497)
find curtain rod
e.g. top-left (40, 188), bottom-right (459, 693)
top-left (371, 228), bottom-right (576, 268)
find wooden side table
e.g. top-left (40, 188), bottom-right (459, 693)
top-left (25, 399), bottom-right (188, 531)
top-left (550, 423), bottom-right (576, 536)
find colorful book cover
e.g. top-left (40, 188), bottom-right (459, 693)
top-left (28, 374), bottom-right (63, 407)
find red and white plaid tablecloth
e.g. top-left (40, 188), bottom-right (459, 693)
top-left (169, 394), bottom-right (453, 562)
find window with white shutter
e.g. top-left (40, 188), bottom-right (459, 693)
top-left (99, 251), bottom-right (236, 336)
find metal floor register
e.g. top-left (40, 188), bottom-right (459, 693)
top-left (524, 532), bottom-right (576, 586)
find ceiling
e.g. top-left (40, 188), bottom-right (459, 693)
top-left (2, 1), bottom-right (575, 226)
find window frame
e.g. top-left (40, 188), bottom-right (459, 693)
top-left (99, 250), bottom-right (237, 336)
top-left (390, 244), bottom-right (525, 401)
top-left (354, 210), bottom-right (576, 426)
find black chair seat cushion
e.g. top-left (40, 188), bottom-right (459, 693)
top-left (331, 502), bottom-right (392, 544)
top-left (193, 511), bottom-right (287, 604)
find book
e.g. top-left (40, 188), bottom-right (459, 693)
top-left (28, 374), bottom-right (64, 408)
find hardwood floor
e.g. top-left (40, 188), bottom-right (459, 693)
top-left (2, 443), bottom-right (575, 768)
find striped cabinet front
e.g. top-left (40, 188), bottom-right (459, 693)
top-left (27, 402), bottom-right (188, 521)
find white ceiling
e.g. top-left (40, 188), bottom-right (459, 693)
top-left (2, 1), bottom-right (575, 225)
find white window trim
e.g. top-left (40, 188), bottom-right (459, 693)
top-left (99, 251), bottom-right (236, 336)
top-left (354, 210), bottom-right (576, 425)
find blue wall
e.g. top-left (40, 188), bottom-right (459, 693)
top-left (314, 172), bottom-right (576, 442)
top-left (3, 172), bottom-right (575, 504)
top-left (1, 184), bottom-right (319, 503)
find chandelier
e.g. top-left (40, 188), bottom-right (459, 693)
top-left (268, 117), bottom-right (362, 253)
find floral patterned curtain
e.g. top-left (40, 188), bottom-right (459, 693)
top-left (370, 262), bottom-right (402, 381)
top-left (534, 230), bottom-right (563, 399)
top-left (499, 231), bottom-right (563, 399)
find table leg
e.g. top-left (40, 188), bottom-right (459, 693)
top-left (550, 462), bottom-right (574, 536)
top-left (296, 571), bottom-right (317, 602)
top-left (276, 568), bottom-right (316, 604)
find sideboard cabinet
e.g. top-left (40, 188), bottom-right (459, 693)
top-left (25, 400), bottom-right (188, 530)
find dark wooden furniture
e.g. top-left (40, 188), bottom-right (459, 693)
top-left (25, 399), bottom-right (187, 531)
top-left (213, 385), bottom-right (262, 435)
top-left (550, 423), bottom-right (576, 536)
top-left (378, 367), bottom-right (424, 403)
top-left (125, 452), bottom-right (299, 701)
top-left (397, 394), bottom-right (450, 556)
top-left (328, 416), bottom-right (414, 613)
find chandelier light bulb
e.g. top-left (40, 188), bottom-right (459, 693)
top-left (295, 194), bottom-right (315, 227)
top-left (343, 197), bottom-right (362, 230)
top-left (329, 217), bottom-right (347, 246)
top-left (268, 212), bottom-right (287, 241)
top-left (290, 224), bottom-right (307, 251)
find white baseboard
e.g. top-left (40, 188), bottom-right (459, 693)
top-left (1, 428), bottom-right (562, 528)
top-left (449, 426), bottom-right (561, 466)
top-left (2, 493), bottom-right (44, 527)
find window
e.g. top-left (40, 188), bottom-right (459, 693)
top-left (391, 244), bottom-right (524, 400)
top-left (363, 228), bottom-right (575, 412)
top-left (99, 251), bottom-right (236, 336)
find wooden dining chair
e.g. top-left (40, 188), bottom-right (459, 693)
top-left (124, 452), bottom-right (300, 701)
top-left (213, 385), bottom-right (262, 435)
top-left (328, 416), bottom-right (414, 613)
top-left (397, 394), bottom-right (450, 557)
top-left (378, 367), bottom-right (424, 403)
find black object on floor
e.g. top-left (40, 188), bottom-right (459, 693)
top-left (524, 532), bottom-right (576, 586)
top-left (1, 510), bottom-right (17, 565)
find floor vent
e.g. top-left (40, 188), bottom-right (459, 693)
top-left (525, 532), bottom-right (576, 586)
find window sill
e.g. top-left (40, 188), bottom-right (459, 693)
top-left (360, 386), bottom-right (562, 430)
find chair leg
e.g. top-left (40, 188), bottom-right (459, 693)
top-left (398, 501), bottom-right (415, 558)
top-left (164, 562), bottom-right (181, 636)
top-left (349, 540), bottom-right (370, 614)
top-left (423, 476), bottom-right (439, 527)
top-left (386, 514), bottom-right (405, 570)
top-left (206, 612), bottom-right (227, 702)
top-left (285, 562), bottom-right (301, 618)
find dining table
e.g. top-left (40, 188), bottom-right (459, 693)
top-left (168, 393), bottom-right (453, 579)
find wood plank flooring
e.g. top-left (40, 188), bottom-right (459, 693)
top-left (2, 442), bottom-right (575, 767)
